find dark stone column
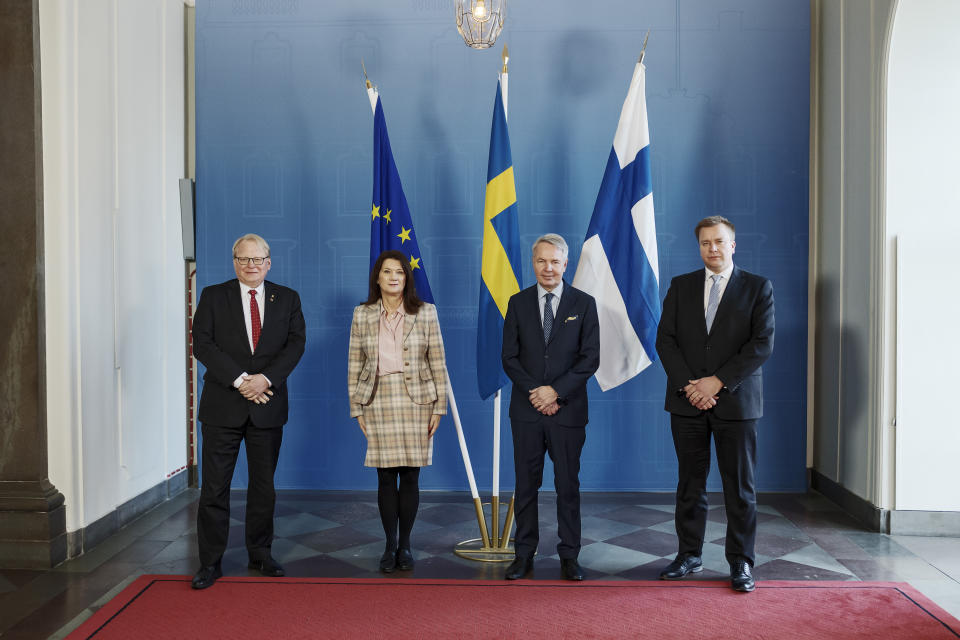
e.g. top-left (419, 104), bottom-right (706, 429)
top-left (0, 0), bottom-right (66, 568)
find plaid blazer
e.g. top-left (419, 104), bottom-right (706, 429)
top-left (348, 302), bottom-right (447, 418)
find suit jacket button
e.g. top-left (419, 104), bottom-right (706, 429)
top-left (705, 345), bottom-right (712, 350)
top-left (405, 376), bottom-right (411, 380)
top-left (404, 346), bottom-right (408, 351)
top-left (404, 362), bottom-right (409, 366)
top-left (544, 355), bottom-right (549, 359)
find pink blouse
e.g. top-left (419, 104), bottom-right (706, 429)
top-left (377, 301), bottom-right (405, 375)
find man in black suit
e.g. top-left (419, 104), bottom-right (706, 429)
top-left (191, 233), bottom-right (306, 589)
top-left (655, 216), bottom-right (774, 593)
top-left (501, 233), bottom-right (600, 581)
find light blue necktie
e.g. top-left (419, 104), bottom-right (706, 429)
top-left (543, 292), bottom-right (554, 344)
top-left (705, 274), bottom-right (721, 332)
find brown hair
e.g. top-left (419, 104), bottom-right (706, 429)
top-left (694, 215), bottom-right (735, 240)
top-left (364, 250), bottom-right (424, 314)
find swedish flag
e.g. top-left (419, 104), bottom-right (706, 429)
top-left (370, 94), bottom-right (434, 303)
top-left (477, 79), bottom-right (522, 399)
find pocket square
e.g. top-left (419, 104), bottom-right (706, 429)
top-left (565, 315), bottom-right (578, 322)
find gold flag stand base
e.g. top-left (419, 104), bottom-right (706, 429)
top-left (453, 538), bottom-right (517, 562)
top-left (453, 495), bottom-right (516, 563)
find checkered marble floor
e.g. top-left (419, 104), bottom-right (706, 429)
top-left (135, 491), bottom-right (876, 582)
top-left (4, 490), bottom-right (960, 639)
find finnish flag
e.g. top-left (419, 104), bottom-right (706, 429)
top-left (572, 62), bottom-right (660, 391)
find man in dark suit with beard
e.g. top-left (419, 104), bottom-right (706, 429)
top-left (501, 233), bottom-right (600, 582)
top-left (655, 216), bottom-right (774, 593)
top-left (191, 233), bottom-right (306, 589)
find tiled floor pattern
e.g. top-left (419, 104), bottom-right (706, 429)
top-left (2, 490), bottom-right (960, 638)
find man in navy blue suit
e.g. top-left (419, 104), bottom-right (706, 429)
top-left (190, 233), bottom-right (306, 589)
top-left (501, 234), bottom-right (600, 581)
top-left (656, 216), bottom-right (774, 593)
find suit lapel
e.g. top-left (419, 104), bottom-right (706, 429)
top-left (519, 286), bottom-right (545, 350)
top-left (250, 282), bottom-right (275, 355)
top-left (366, 303), bottom-right (381, 354)
top-left (708, 266), bottom-right (741, 335)
top-left (684, 271), bottom-right (711, 337)
top-left (546, 283), bottom-right (573, 347)
top-left (261, 282), bottom-right (274, 331)
top-left (402, 308), bottom-right (416, 343)
top-left (227, 280), bottom-right (247, 346)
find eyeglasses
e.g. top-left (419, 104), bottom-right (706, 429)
top-left (235, 256), bottom-right (269, 266)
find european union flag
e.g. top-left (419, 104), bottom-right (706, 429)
top-left (370, 93), bottom-right (434, 303)
top-left (477, 79), bottom-right (522, 399)
top-left (572, 61), bottom-right (660, 391)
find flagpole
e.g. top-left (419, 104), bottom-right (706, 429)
top-left (492, 44), bottom-right (517, 551)
top-left (489, 49), bottom-right (507, 550)
top-left (455, 48), bottom-right (518, 562)
top-left (363, 67), bottom-right (490, 548)
top-left (445, 367), bottom-right (491, 548)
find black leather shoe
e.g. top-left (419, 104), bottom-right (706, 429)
top-left (395, 548), bottom-right (415, 571)
top-left (379, 550), bottom-right (397, 573)
top-left (504, 556), bottom-right (534, 580)
top-left (248, 556), bottom-right (285, 577)
top-left (560, 558), bottom-right (584, 581)
top-left (730, 561), bottom-right (755, 592)
top-left (191, 563), bottom-right (222, 590)
top-left (659, 554), bottom-right (703, 580)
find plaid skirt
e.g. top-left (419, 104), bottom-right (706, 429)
top-left (363, 373), bottom-right (434, 468)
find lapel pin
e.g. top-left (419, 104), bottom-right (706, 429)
top-left (269, 294), bottom-right (276, 302)
top-left (566, 315), bottom-right (578, 322)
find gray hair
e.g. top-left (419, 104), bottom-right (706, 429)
top-left (532, 233), bottom-right (568, 258)
top-left (232, 233), bottom-right (271, 258)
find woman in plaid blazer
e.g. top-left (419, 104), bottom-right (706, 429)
top-left (348, 250), bottom-right (447, 573)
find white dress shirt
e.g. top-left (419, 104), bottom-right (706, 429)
top-left (537, 281), bottom-right (563, 328)
top-left (240, 281), bottom-right (266, 353)
top-left (233, 281), bottom-right (269, 389)
top-left (703, 263), bottom-right (734, 312)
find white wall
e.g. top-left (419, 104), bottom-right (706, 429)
top-left (41, 0), bottom-right (188, 534)
top-left (810, 0), bottom-right (894, 506)
top-left (886, 0), bottom-right (960, 511)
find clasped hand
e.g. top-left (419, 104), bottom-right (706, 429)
top-left (684, 376), bottom-right (723, 411)
top-left (239, 374), bottom-right (273, 405)
top-left (529, 386), bottom-right (559, 416)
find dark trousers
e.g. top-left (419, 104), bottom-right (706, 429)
top-left (197, 419), bottom-right (284, 567)
top-left (670, 412), bottom-right (757, 566)
top-left (511, 417), bottom-right (586, 560)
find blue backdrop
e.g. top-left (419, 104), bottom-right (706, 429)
top-left (195, 0), bottom-right (810, 492)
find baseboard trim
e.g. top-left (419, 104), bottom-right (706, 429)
top-left (889, 509), bottom-right (960, 536)
top-left (66, 472), bottom-right (189, 559)
top-left (809, 468), bottom-right (890, 533)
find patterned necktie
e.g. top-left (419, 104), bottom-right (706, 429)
top-left (249, 289), bottom-right (261, 350)
top-left (543, 292), bottom-right (554, 345)
top-left (705, 275), bottom-right (721, 333)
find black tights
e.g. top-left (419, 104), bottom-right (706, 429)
top-left (377, 466), bottom-right (420, 552)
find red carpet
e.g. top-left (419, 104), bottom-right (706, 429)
top-left (68, 576), bottom-right (960, 639)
